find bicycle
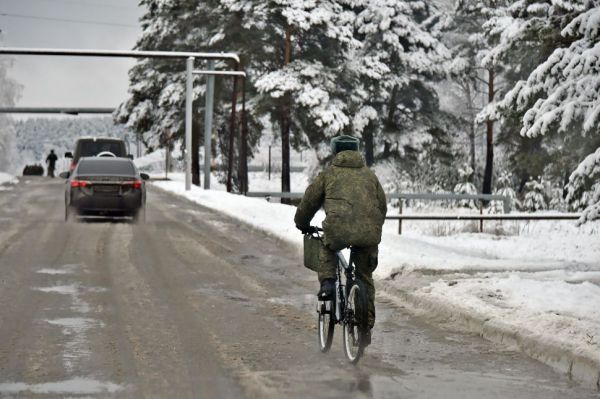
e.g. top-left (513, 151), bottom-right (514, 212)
top-left (305, 227), bottom-right (369, 363)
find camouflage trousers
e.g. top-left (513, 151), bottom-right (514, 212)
top-left (318, 244), bottom-right (378, 329)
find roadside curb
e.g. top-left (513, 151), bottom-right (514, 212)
top-left (378, 280), bottom-right (600, 391)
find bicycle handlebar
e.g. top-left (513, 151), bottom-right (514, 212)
top-left (301, 226), bottom-right (323, 235)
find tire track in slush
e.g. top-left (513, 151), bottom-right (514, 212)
top-left (101, 222), bottom-right (218, 398)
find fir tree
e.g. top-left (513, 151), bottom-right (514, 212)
top-left (348, 0), bottom-right (455, 173)
top-left (453, 163), bottom-right (478, 208)
top-left (522, 177), bottom-right (547, 212)
top-left (479, 0), bottom-right (600, 192)
top-left (566, 147), bottom-right (600, 222)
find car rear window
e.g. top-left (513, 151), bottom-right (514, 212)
top-left (78, 141), bottom-right (125, 157)
top-left (77, 159), bottom-right (135, 175)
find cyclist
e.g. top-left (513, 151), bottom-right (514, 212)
top-left (294, 135), bottom-right (387, 344)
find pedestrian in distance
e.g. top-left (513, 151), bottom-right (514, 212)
top-left (46, 149), bottom-right (58, 178)
top-left (294, 135), bottom-right (387, 345)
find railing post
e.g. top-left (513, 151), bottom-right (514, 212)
top-left (479, 202), bottom-right (483, 233)
top-left (399, 199), bottom-right (403, 235)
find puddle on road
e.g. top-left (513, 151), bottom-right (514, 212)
top-left (0, 378), bottom-right (123, 395)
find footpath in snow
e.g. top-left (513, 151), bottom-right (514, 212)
top-left (150, 175), bottom-right (600, 388)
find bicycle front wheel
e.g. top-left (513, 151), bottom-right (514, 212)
top-left (318, 299), bottom-right (335, 352)
top-left (343, 280), bottom-right (368, 363)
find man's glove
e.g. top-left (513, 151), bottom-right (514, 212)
top-left (297, 225), bottom-right (317, 235)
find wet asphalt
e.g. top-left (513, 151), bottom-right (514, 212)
top-left (0, 177), bottom-right (596, 398)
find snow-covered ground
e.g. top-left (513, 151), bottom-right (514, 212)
top-left (0, 172), bottom-right (17, 190)
top-left (151, 174), bottom-right (600, 385)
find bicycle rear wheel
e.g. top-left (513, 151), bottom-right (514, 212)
top-left (343, 280), bottom-right (368, 363)
top-left (318, 299), bottom-right (335, 352)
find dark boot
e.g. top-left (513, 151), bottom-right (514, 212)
top-left (317, 278), bottom-right (336, 301)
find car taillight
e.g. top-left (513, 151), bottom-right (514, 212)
top-left (124, 180), bottom-right (142, 189)
top-left (70, 179), bottom-right (89, 188)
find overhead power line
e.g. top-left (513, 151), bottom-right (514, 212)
top-left (29, 0), bottom-right (139, 10)
top-left (0, 13), bottom-right (139, 29)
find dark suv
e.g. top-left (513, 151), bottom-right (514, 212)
top-left (66, 137), bottom-right (131, 171)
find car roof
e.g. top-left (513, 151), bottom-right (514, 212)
top-left (76, 137), bottom-right (125, 142)
top-left (78, 156), bottom-right (133, 164)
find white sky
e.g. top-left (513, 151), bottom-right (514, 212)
top-left (0, 0), bottom-right (143, 111)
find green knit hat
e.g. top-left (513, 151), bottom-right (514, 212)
top-left (330, 135), bottom-right (360, 154)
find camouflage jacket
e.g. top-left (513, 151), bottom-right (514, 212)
top-left (294, 151), bottom-right (387, 250)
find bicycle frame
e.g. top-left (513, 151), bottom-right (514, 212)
top-left (333, 249), bottom-right (355, 324)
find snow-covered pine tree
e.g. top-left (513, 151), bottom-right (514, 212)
top-left (494, 170), bottom-right (519, 211)
top-left (347, 0), bottom-right (456, 179)
top-left (565, 147), bottom-right (600, 223)
top-left (242, 0), bottom-right (357, 196)
top-left (0, 44), bottom-right (22, 172)
top-left (521, 177), bottom-right (547, 212)
top-left (453, 163), bottom-right (478, 208)
top-left (479, 0), bottom-right (600, 193)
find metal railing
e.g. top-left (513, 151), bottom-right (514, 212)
top-left (0, 107), bottom-right (115, 115)
top-left (246, 192), bottom-right (304, 199)
top-left (386, 213), bottom-right (582, 235)
top-left (245, 191), bottom-right (512, 212)
top-left (387, 193), bottom-right (512, 214)
top-left (245, 191), bottom-right (582, 235)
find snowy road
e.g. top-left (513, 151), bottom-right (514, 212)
top-left (0, 177), bottom-right (596, 398)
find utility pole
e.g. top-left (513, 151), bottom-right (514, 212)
top-left (482, 68), bottom-right (495, 195)
top-left (238, 74), bottom-right (248, 194)
top-left (281, 24), bottom-right (292, 204)
top-left (203, 60), bottom-right (215, 189)
top-left (227, 62), bottom-right (239, 193)
top-left (185, 56), bottom-right (194, 191)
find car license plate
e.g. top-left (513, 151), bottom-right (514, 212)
top-left (94, 185), bottom-right (119, 193)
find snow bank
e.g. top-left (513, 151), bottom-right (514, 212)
top-left (0, 172), bottom-right (17, 189)
top-left (156, 172), bottom-right (310, 197)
